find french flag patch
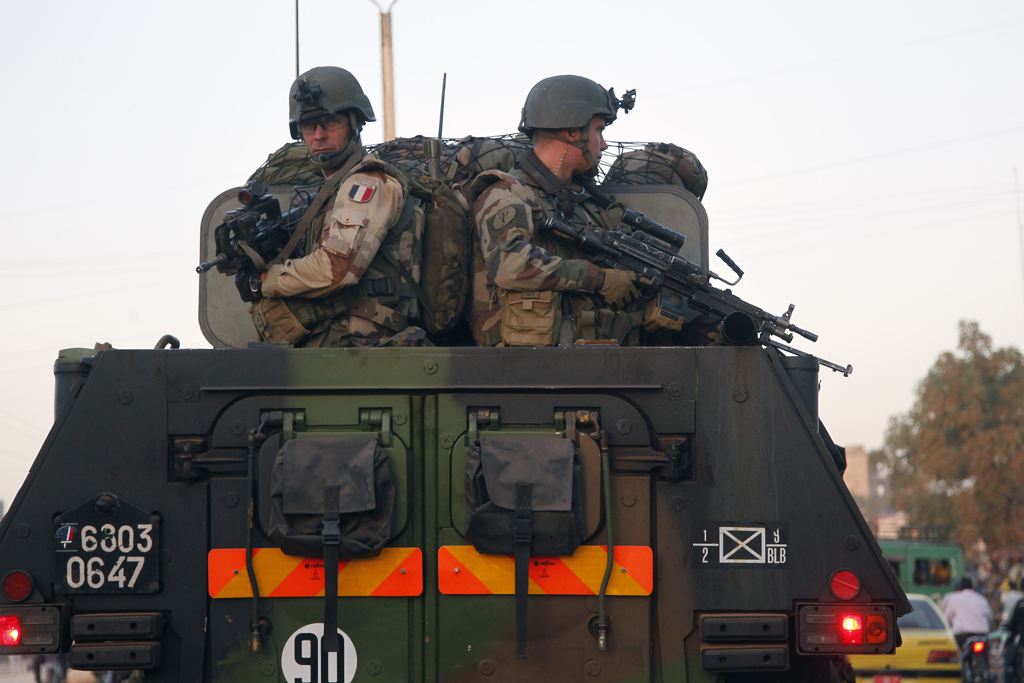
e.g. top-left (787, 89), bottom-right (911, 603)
top-left (348, 182), bottom-right (377, 203)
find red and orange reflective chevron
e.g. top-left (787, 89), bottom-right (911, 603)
top-left (438, 545), bottom-right (653, 596)
top-left (208, 547), bottom-right (422, 598)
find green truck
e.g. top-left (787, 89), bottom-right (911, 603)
top-left (0, 146), bottom-right (909, 682)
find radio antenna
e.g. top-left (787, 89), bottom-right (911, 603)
top-left (294, 0), bottom-right (300, 77)
top-left (438, 72), bottom-right (447, 139)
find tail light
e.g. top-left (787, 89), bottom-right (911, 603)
top-left (927, 649), bottom-right (959, 663)
top-left (797, 603), bottom-right (895, 654)
top-left (866, 614), bottom-right (888, 644)
top-left (0, 605), bottom-right (61, 653)
top-left (840, 614), bottom-right (863, 644)
top-left (972, 640), bottom-right (986, 654)
top-left (0, 615), bottom-right (21, 646)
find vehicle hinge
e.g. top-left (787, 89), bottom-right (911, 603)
top-left (555, 409), bottom-right (600, 441)
top-left (359, 408), bottom-right (392, 447)
top-left (171, 437), bottom-right (208, 481)
top-left (659, 437), bottom-right (693, 481)
top-left (467, 408), bottom-right (498, 445)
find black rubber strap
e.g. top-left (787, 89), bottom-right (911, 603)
top-left (322, 485), bottom-right (342, 657)
top-left (513, 483), bottom-right (533, 659)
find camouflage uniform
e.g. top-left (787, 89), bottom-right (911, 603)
top-left (249, 65), bottom-right (428, 348)
top-left (470, 155), bottom-right (643, 347)
top-left (251, 152), bottom-right (427, 348)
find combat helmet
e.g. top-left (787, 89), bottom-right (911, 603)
top-left (519, 75), bottom-right (634, 175)
top-left (518, 75), bottom-right (633, 135)
top-left (288, 66), bottom-right (376, 141)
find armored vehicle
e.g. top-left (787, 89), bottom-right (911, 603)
top-left (0, 139), bottom-right (908, 682)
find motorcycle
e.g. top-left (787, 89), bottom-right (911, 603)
top-left (962, 634), bottom-right (996, 683)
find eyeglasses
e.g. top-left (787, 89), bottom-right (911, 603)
top-left (297, 114), bottom-right (348, 136)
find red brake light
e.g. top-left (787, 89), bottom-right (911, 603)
top-left (928, 649), bottom-right (959, 663)
top-left (830, 570), bottom-right (861, 600)
top-left (0, 615), bottom-right (22, 647)
top-left (2, 570), bottom-right (33, 602)
top-left (840, 613), bottom-right (864, 645)
top-left (972, 640), bottom-right (986, 654)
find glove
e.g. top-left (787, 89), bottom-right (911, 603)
top-left (598, 268), bottom-right (638, 306)
top-left (234, 269), bottom-right (263, 303)
top-left (680, 313), bottom-right (723, 346)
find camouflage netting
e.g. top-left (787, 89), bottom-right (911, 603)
top-left (247, 136), bottom-right (708, 200)
top-left (602, 141), bottom-right (708, 200)
top-left (368, 134), bottom-right (531, 185)
top-left (247, 141), bottom-right (324, 190)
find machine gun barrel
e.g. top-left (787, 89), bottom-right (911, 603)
top-left (538, 215), bottom-right (852, 375)
top-left (196, 254), bottom-right (227, 274)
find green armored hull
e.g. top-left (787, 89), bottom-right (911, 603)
top-left (0, 150), bottom-right (907, 681)
top-left (0, 344), bottom-right (908, 682)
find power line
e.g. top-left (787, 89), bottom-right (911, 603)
top-left (734, 207), bottom-right (1014, 257)
top-left (715, 192), bottom-right (1015, 236)
top-left (676, 16), bottom-right (1024, 95)
top-left (720, 125), bottom-right (1024, 187)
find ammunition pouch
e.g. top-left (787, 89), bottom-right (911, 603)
top-left (464, 436), bottom-right (584, 657)
top-left (577, 307), bottom-right (644, 343)
top-left (251, 297), bottom-right (312, 345)
top-left (266, 436), bottom-right (395, 558)
top-left (643, 291), bottom-right (687, 332)
top-left (500, 290), bottom-right (560, 346)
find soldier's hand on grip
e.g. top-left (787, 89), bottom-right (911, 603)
top-left (234, 269), bottom-right (263, 303)
top-left (598, 268), bottom-right (639, 306)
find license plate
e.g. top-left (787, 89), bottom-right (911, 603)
top-left (54, 494), bottom-right (160, 594)
top-left (873, 675), bottom-right (901, 683)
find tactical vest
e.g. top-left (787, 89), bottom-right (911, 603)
top-left (283, 157), bottom-right (423, 339)
top-left (480, 168), bottom-right (643, 347)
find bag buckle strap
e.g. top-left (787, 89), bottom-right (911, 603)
top-left (367, 277), bottom-right (396, 296)
top-left (513, 484), bottom-right (533, 544)
top-left (322, 486), bottom-right (341, 546)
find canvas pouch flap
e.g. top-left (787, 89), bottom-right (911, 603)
top-left (478, 436), bottom-right (574, 512)
top-left (281, 436), bottom-right (378, 515)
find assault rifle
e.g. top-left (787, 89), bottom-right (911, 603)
top-left (196, 182), bottom-right (314, 275)
top-left (538, 214), bottom-right (853, 375)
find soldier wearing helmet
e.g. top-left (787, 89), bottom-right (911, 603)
top-left (247, 66), bottom-right (427, 348)
top-left (468, 75), bottom-right (656, 347)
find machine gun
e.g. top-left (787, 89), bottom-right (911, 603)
top-left (538, 214), bottom-right (853, 376)
top-left (196, 182), bottom-right (314, 275)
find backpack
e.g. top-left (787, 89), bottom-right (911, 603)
top-left (603, 141), bottom-right (709, 200)
top-left (369, 135), bottom-right (528, 342)
top-left (464, 435), bottom-right (586, 658)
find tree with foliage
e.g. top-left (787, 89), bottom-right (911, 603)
top-left (880, 321), bottom-right (1024, 550)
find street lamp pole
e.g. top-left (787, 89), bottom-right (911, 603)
top-left (368, 0), bottom-right (398, 141)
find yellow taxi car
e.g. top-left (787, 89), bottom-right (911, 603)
top-left (849, 593), bottom-right (962, 682)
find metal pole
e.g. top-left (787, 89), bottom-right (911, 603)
top-left (295, 0), bottom-right (300, 78)
top-left (369, 0), bottom-right (398, 141)
top-left (380, 10), bottom-right (395, 140)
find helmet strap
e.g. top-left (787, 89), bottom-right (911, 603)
top-left (571, 126), bottom-right (600, 178)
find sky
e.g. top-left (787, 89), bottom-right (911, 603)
top-left (0, 0), bottom-right (1022, 510)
